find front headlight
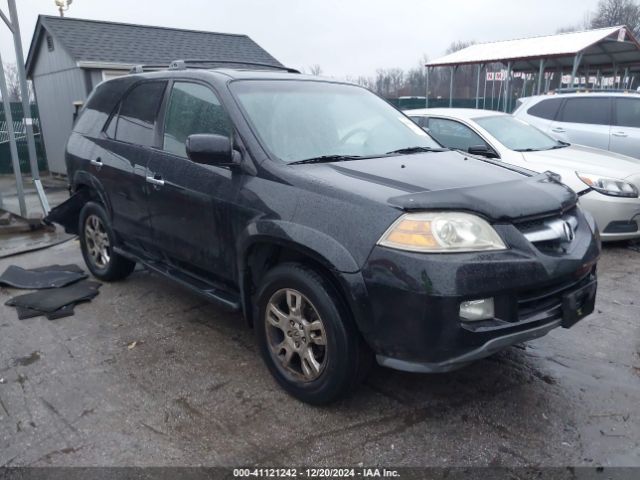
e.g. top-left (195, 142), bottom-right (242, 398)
top-left (378, 212), bottom-right (507, 253)
top-left (576, 172), bottom-right (639, 198)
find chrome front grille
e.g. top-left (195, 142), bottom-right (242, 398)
top-left (516, 209), bottom-right (579, 253)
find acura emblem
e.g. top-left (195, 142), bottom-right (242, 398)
top-left (562, 221), bottom-right (575, 242)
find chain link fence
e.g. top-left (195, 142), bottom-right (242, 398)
top-left (0, 102), bottom-right (47, 174)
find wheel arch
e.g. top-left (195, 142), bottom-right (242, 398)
top-left (237, 220), bottom-right (362, 328)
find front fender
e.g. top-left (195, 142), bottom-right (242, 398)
top-left (237, 219), bottom-right (361, 274)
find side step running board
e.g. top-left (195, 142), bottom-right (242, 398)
top-left (113, 247), bottom-right (241, 312)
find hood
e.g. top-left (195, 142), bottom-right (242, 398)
top-left (522, 144), bottom-right (640, 191)
top-left (297, 151), bottom-right (577, 222)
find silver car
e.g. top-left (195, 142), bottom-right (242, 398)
top-left (407, 108), bottom-right (640, 241)
top-left (513, 91), bottom-right (640, 159)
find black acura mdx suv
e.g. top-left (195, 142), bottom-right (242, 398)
top-left (51, 61), bottom-right (600, 404)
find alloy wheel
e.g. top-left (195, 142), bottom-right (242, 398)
top-left (265, 288), bottom-right (327, 382)
top-left (84, 214), bottom-right (111, 268)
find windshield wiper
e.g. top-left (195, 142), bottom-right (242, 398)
top-left (386, 146), bottom-right (445, 155)
top-left (289, 154), bottom-right (365, 165)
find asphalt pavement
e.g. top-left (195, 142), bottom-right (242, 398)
top-left (0, 239), bottom-right (638, 467)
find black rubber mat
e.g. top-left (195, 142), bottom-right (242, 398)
top-left (5, 280), bottom-right (101, 314)
top-left (0, 264), bottom-right (87, 289)
top-left (15, 303), bottom-right (76, 321)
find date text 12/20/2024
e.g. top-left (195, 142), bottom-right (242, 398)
top-left (233, 468), bottom-right (401, 478)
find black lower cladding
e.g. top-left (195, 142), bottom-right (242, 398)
top-left (358, 217), bottom-right (601, 365)
top-left (0, 264), bottom-right (87, 289)
top-left (6, 280), bottom-right (101, 320)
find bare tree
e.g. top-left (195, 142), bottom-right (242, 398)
top-left (308, 64), bottom-right (323, 76)
top-left (2, 63), bottom-right (22, 101)
top-left (591, 0), bottom-right (640, 36)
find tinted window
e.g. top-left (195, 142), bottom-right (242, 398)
top-left (163, 82), bottom-right (232, 158)
top-left (527, 98), bottom-right (563, 120)
top-left (427, 118), bottom-right (487, 151)
top-left (115, 81), bottom-right (166, 146)
top-left (559, 98), bottom-right (610, 125)
top-left (614, 98), bottom-right (640, 128)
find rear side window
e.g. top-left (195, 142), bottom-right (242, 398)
top-left (559, 98), bottom-right (611, 125)
top-left (614, 98), bottom-right (640, 128)
top-left (162, 82), bottom-right (232, 158)
top-left (526, 98), bottom-right (563, 120)
top-left (115, 81), bottom-right (166, 146)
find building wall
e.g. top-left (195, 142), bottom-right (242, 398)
top-left (31, 33), bottom-right (89, 175)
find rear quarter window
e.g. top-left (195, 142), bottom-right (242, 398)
top-left (526, 98), bottom-right (563, 120)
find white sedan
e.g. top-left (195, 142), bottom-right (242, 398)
top-left (406, 108), bottom-right (640, 241)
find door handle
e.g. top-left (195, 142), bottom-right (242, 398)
top-left (551, 128), bottom-right (566, 133)
top-left (146, 175), bottom-right (165, 188)
top-left (90, 157), bottom-right (103, 168)
top-left (612, 131), bottom-right (628, 137)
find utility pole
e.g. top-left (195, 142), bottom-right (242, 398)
top-left (1, 0), bottom-right (50, 216)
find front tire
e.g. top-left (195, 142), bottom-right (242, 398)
top-left (255, 263), bottom-right (371, 404)
top-left (79, 202), bottom-right (135, 281)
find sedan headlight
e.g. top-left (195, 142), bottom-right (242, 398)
top-left (576, 172), bottom-right (639, 198)
top-left (378, 212), bottom-right (507, 253)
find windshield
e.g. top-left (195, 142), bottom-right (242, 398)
top-left (474, 115), bottom-right (565, 152)
top-left (230, 80), bottom-right (441, 163)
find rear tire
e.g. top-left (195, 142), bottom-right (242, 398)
top-left (255, 263), bottom-right (372, 404)
top-left (79, 202), bottom-right (135, 281)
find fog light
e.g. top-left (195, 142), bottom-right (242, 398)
top-left (460, 298), bottom-right (494, 321)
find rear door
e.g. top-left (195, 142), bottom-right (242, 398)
top-left (98, 80), bottom-right (167, 251)
top-left (550, 97), bottom-right (611, 150)
top-left (610, 97), bottom-right (640, 159)
top-left (146, 80), bottom-right (239, 281)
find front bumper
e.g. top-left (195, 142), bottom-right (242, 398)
top-left (352, 210), bottom-right (601, 372)
top-left (579, 190), bottom-right (640, 241)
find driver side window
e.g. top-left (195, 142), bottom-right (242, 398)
top-left (427, 117), bottom-right (487, 151)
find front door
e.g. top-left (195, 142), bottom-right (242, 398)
top-left (146, 81), bottom-right (240, 282)
top-left (610, 97), bottom-right (640, 159)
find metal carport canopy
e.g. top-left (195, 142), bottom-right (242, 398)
top-left (426, 26), bottom-right (640, 73)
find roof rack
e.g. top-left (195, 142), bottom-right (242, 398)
top-left (129, 64), bottom-right (171, 74)
top-left (549, 87), bottom-right (640, 94)
top-left (168, 59), bottom-right (300, 73)
top-left (129, 59), bottom-right (300, 74)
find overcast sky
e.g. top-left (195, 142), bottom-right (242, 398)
top-left (1, 0), bottom-right (601, 77)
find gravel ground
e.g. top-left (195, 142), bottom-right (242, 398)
top-left (0, 239), bottom-right (638, 467)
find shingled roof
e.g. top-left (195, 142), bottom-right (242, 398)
top-left (26, 15), bottom-right (283, 76)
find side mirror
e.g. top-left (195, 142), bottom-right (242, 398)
top-left (468, 144), bottom-right (497, 158)
top-left (186, 134), bottom-right (235, 166)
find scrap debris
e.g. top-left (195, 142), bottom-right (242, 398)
top-left (2, 264), bottom-right (100, 320)
top-left (0, 264), bottom-right (87, 289)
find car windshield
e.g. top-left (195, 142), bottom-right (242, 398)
top-left (230, 80), bottom-right (441, 163)
top-left (474, 115), bottom-right (565, 152)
